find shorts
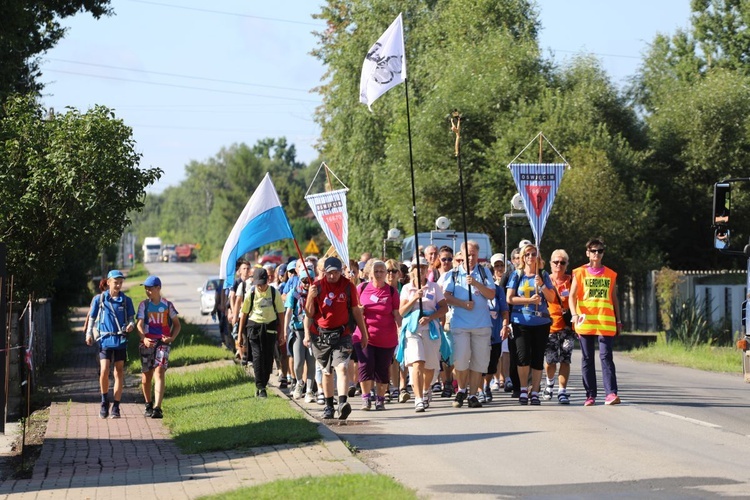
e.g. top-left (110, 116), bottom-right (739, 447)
top-left (545, 328), bottom-right (576, 365)
top-left (140, 343), bottom-right (171, 372)
top-left (311, 334), bottom-right (353, 375)
top-left (354, 343), bottom-right (393, 384)
top-left (99, 347), bottom-right (127, 363)
top-left (484, 343), bottom-right (502, 375)
top-left (404, 330), bottom-right (441, 371)
top-left (451, 327), bottom-right (491, 372)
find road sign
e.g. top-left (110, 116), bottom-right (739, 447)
top-left (305, 239), bottom-right (320, 255)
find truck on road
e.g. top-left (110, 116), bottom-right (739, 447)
top-left (175, 243), bottom-right (198, 262)
top-left (142, 237), bottom-right (163, 263)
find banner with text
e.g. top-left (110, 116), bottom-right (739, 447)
top-left (305, 189), bottom-right (350, 265)
top-left (509, 163), bottom-right (567, 246)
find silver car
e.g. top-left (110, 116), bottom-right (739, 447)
top-left (198, 277), bottom-right (223, 315)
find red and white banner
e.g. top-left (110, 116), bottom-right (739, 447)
top-left (509, 163), bottom-right (567, 246)
top-left (305, 189), bottom-right (349, 265)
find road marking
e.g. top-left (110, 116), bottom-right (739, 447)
top-left (655, 411), bottom-right (721, 429)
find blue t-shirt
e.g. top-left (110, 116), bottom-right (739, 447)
top-left (281, 275), bottom-right (299, 295)
top-left (507, 271), bottom-right (553, 326)
top-left (489, 285), bottom-right (510, 344)
top-left (283, 283), bottom-right (308, 330)
top-left (90, 291), bottom-right (135, 333)
top-left (444, 265), bottom-right (495, 329)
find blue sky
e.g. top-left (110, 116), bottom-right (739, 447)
top-left (38, 1), bottom-right (692, 192)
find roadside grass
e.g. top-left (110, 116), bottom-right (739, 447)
top-left (198, 473), bottom-right (417, 499)
top-left (162, 364), bottom-right (319, 453)
top-left (626, 333), bottom-right (741, 373)
top-left (126, 321), bottom-right (232, 373)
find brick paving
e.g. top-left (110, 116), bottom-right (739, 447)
top-left (0, 309), bottom-right (370, 499)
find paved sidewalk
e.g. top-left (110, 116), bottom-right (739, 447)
top-left (0, 309), bottom-right (370, 499)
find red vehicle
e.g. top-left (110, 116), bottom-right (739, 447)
top-left (175, 244), bottom-right (198, 262)
top-left (258, 249), bottom-right (284, 266)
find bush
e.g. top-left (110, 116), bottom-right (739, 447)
top-left (666, 296), bottom-right (732, 347)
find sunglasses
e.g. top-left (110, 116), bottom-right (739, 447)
top-left (455, 259), bottom-right (464, 263)
top-left (387, 269), bottom-right (399, 274)
top-left (441, 257), bottom-right (453, 262)
top-left (551, 260), bottom-right (567, 265)
top-left (524, 253), bottom-right (538, 257)
top-left (589, 248), bottom-right (605, 254)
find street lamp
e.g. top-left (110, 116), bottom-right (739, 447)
top-left (383, 228), bottom-right (402, 260)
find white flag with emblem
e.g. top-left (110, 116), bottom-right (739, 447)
top-left (305, 189), bottom-right (350, 265)
top-left (359, 13), bottom-right (407, 110)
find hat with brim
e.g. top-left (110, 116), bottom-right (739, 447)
top-left (142, 275), bottom-right (161, 287)
top-left (107, 270), bottom-right (125, 280)
top-left (253, 267), bottom-right (269, 285)
top-left (324, 257), bottom-right (342, 273)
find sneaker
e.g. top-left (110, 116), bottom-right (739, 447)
top-left (415, 401), bottom-right (426, 413)
top-left (316, 392), bottom-right (325, 405)
top-left (375, 399), bottom-right (386, 411)
top-left (605, 393), bottom-right (621, 405)
top-left (348, 385), bottom-right (357, 397)
top-left (530, 393), bottom-right (541, 406)
top-left (322, 406), bottom-right (335, 419)
top-left (360, 397), bottom-right (372, 411)
top-left (279, 378), bottom-right (288, 390)
top-left (441, 384), bottom-right (453, 398)
top-left (490, 379), bottom-right (500, 392)
top-left (424, 390), bottom-right (432, 409)
top-left (542, 385), bottom-right (554, 401)
top-left (518, 390), bottom-right (529, 405)
top-left (338, 402), bottom-right (352, 420)
top-left (511, 390), bottom-right (521, 399)
top-left (305, 391), bottom-right (316, 404)
top-left (483, 386), bottom-right (493, 403)
top-left (558, 392), bottom-right (570, 405)
top-left (354, 387), bottom-right (362, 396)
top-left (504, 379), bottom-right (513, 392)
top-left (452, 391), bottom-right (467, 408)
top-left (144, 402), bottom-right (154, 417)
top-left (399, 389), bottom-right (410, 403)
top-left (390, 388), bottom-right (400, 401)
top-left (258, 389), bottom-right (268, 398)
top-left (467, 395), bottom-right (482, 408)
top-left (100, 402), bottom-right (109, 419)
top-left (110, 404), bottom-right (121, 419)
top-left (476, 391), bottom-right (486, 404)
top-left (584, 397), bottom-right (596, 407)
top-left (384, 391), bottom-right (391, 403)
top-left (292, 383), bottom-right (304, 400)
top-left (151, 407), bottom-right (163, 419)
top-left (277, 374), bottom-right (285, 385)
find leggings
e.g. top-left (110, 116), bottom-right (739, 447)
top-left (290, 329), bottom-right (315, 387)
top-left (513, 322), bottom-right (550, 371)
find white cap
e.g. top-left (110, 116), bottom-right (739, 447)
top-left (403, 260), bottom-right (413, 269)
top-left (518, 239), bottom-right (532, 249)
top-left (412, 256), bottom-right (429, 267)
top-left (490, 253), bottom-right (505, 266)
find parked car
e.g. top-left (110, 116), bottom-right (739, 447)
top-left (258, 249), bottom-right (284, 266)
top-left (198, 277), bottom-right (223, 315)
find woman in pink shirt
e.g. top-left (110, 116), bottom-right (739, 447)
top-left (354, 260), bottom-right (402, 411)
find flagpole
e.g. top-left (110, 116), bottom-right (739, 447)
top-left (291, 238), bottom-right (315, 281)
top-left (405, 79), bottom-right (423, 315)
top-left (450, 110), bottom-right (472, 300)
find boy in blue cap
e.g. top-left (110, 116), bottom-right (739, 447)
top-left (136, 275), bottom-right (181, 418)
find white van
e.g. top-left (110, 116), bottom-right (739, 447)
top-left (401, 231), bottom-right (493, 263)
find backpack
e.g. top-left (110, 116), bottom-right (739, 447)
top-left (96, 292), bottom-right (130, 350)
top-left (247, 285), bottom-right (277, 316)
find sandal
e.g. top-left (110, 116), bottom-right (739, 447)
top-left (558, 392), bottom-right (570, 405)
top-left (530, 393), bottom-right (541, 406)
top-left (518, 390), bottom-right (529, 405)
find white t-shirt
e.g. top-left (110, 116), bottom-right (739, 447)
top-left (400, 282), bottom-right (445, 332)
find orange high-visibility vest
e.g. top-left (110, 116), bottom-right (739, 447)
top-left (573, 266), bottom-right (617, 336)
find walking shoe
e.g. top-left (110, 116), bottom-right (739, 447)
top-left (100, 402), bottom-right (109, 419)
top-left (110, 404), bottom-right (121, 419)
top-left (476, 391), bottom-right (486, 404)
top-left (322, 406), bottom-right (335, 419)
top-left (398, 389), bottom-right (410, 403)
top-left (316, 392), bottom-right (325, 405)
top-left (467, 395), bottom-right (482, 408)
top-left (305, 391), bottom-right (316, 404)
top-left (375, 399), bottom-right (386, 411)
top-left (558, 392), bottom-right (570, 405)
top-left (452, 391), bottom-right (467, 408)
top-left (338, 401), bottom-right (352, 420)
top-left (432, 382), bottom-right (443, 393)
top-left (277, 374), bottom-right (285, 385)
top-left (384, 391), bottom-right (391, 403)
top-left (605, 393), bottom-right (621, 405)
top-left (360, 396), bottom-right (372, 411)
top-left (144, 402), bottom-right (154, 417)
top-left (258, 389), bottom-right (268, 398)
top-left (483, 386), bottom-right (493, 403)
top-left (151, 407), bottom-right (163, 419)
top-left (415, 401), bottom-right (426, 413)
top-left (424, 390), bottom-right (432, 409)
top-left (584, 397), bottom-right (596, 407)
top-left (390, 388), bottom-right (400, 401)
top-left (348, 385), bottom-right (357, 397)
top-left (354, 386), bottom-right (362, 396)
top-left (293, 383), bottom-right (305, 400)
top-left (530, 393), bottom-right (541, 406)
top-left (542, 385), bottom-right (554, 401)
top-left (490, 379), bottom-right (500, 392)
top-left (504, 379), bottom-right (514, 392)
top-left (279, 378), bottom-right (288, 390)
top-left (441, 384), bottom-right (453, 398)
top-left (518, 390), bottom-right (529, 405)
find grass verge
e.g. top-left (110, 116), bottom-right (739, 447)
top-left (162, 364), bottom-right (319, 453)
top-left (198, 474), bottom-right (417, 499)
top-left (625, 334), bottom-right (741, 373)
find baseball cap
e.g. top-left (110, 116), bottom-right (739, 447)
top-left (490, 253), bottom-right (505, 266)
top-left (263, 262), bottom-right (276, 270)
top-left (253, 267), bottom-right (269, 285)
top-left (107, 270), bottom-right (124, 280)
top-left (142, 275), bottom-right (161, 287)
top-left (287, 259), bottom-right (297, 271)
top-left (412, 256), bottom-right (429, 267)
top-left (518, 239), bottom-right (532, 249)
top-left (277, 263), bottom-right (287, 275)
top-left (324, 257), bottom-right (342, 272)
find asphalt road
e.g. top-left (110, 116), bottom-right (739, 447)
top-left (146, 261), bottom-right (750, 499)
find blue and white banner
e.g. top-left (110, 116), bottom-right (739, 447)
top-left (509, 163), bottom-right (567, 246)
top-left (359, 13), bottom-right (406, 110)
top-left (220, 173), bottom-right (294, 288)
top-left (305, 189), bottom-right (349, 265)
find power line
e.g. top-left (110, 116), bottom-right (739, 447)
top-left (43, 69), bottom-right (322, 103)
top-left (123, 0), bottom-right (323, 26)
top-left (45, 58), bottom-right (312, 93)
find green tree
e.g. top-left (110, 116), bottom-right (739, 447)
top-left (0, 95), bottom-right (161, 298)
